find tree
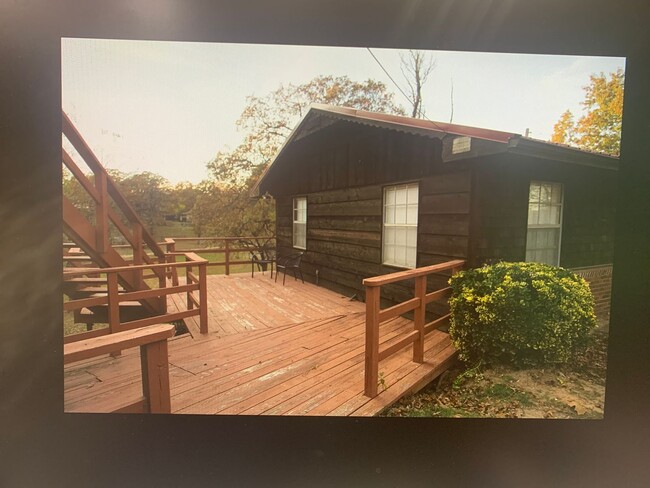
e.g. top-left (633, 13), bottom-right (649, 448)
top-left (400, 50), bottom-right (436, 118)
top-left (550, 110), bottom-right (576, 145)
top-left (191, 180), bottom-right (275, 253)
top-left (208, 75), bottom-right (405, 185)
top-left (197, 75), bottom-right (405, 245)
top-left (62, 167), bottom-right (94, 222)
top-left (168, 181), bottom-right (199, 218)
top-left (551, 69), bottom-right (624, 156)
top-left (112, 171), bottom-right (173, 233)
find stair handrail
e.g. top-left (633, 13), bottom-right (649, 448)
top-left (62, 111), bottom-right (167, 275)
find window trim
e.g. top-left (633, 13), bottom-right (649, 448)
top-left (525, 180), bottom-right (564, 266)
top-left (292, 196), bottom-right (307, 250)
top-left (381, 181), bottom-right (419, 269)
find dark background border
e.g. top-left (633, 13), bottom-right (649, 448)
top-left (1, 1), bottom-right (648, 486)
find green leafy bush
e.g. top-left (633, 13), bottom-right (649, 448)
top-left (448, 262), bottom-right (596, 367)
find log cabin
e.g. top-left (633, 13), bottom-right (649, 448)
top-left (254, 104), bottom-right (617, 322)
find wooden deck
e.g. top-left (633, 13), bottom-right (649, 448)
top-left (65, 274), bottom-right (457, 416)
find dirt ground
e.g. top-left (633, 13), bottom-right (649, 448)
top-left (384, 329), bottom-right (608, 419)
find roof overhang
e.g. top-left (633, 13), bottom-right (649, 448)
top-left (252, 104), bottom-right (618, 195)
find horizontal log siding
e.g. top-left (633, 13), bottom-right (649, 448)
top-left (472, 154), bottom-right (617, 268)
top-left (270, 123), bottom-right (471, 315)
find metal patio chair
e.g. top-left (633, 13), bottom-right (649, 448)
top-left (251, 249), bottom-right (276, 278)
top-left (275, 252), bottom-right (304, 285)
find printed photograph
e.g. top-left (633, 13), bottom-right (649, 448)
top-left (62, 39), bottom-right (624, 418)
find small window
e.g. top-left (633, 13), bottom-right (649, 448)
top-left (293, 197), bottom-right (307, 249)
top-left (383, 183), bottom-right (418, 268)
top-left (526, 181), bottom-right (563, 266)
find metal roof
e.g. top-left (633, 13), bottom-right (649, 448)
top-left (308, 103), bottom-right (517, 143)
top-left (253, 104), bottom-right (618, 195)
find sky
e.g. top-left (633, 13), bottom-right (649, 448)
top-left (61, 38), bottom-right (624, 185)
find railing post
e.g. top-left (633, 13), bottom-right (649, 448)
top-left (224, 239), bottom-right (230, 276)
top-left (413, 275), bottom-right (427, 363)
top-left (107, 272), bottom-right (121, 357)
top-left (140, 339), bottom-right (171, 413)
top-left (364, 285), bottom-right (380, 397)
top-left (186, 256), bottom-right (193, 311)
top-left (95, 171), bottom-right (109, 253)
top-left (133, 223), bottom-right (144, 288)
top-left (199, 261), bottom-right (208, 334)
top-left (165, 239), bottom-right (179, 286)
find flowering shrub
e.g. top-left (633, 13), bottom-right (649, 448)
top-left (448, 262), bottom-right (596, 367)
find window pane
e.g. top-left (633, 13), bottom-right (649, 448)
top-left (406, 247), bottom-right (417, 268)
top-left (384, 227), bottom-right (395, 245)
top-left (529, 183), bottom-right (540, 203)
top-left (384, 244), bottom-right (395, 263)
top-left (540, 184), bottom-right (552, 204)
top-left (407, 184), bottom-right (418, 204)
top-left (535, 229), bottom-right (545, 248)
top-left (385, 188), bottom-right (395, 205)
top-left (385, 205), bottom-right (395, 224)
top-left (528, 204), bottom-right (539, 225)
top-left (396, 188), bottom-right (407, 205)
top-left (549, 205), bottom-right (561, 224)
top-left (538, 205), bottom-right (551, 225)
top-left (294, 197), bottom-right (307, 223)
top-left (395, 205), bottom-right (407, 224)
top-left (407, 227), bottom-right (417, 247)
top-left (550, 228), bottom-right (560, 247)
top-left (551, 183), bottom-right (563, 204)
top-left (407, 204), bottom-right (418, 225)
top-left (396, 246), bottom-right (407, 266)
top-left (293, 223), bottom-right (306, 248)
top-left (395, 227), bottom-right (407, 246)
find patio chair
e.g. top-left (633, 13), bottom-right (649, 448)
top-left (251, 249), bottom-right (276, 278)
top-left (275, 252), bottom-right (304, 285)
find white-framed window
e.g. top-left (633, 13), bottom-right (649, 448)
top-left (383, 182), bottom-right (418, 268)
top-left (526, 181), bottom-right (563, 266)
top-left (293, 196), bottom-right (307, 249)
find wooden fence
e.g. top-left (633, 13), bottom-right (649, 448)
top-left (162, 236), bottom-right (275, 281)
top-left (362, 259), bottom-right (465, 397)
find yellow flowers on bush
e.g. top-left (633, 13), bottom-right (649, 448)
top-left (448, 262), bottom-right (596, 367)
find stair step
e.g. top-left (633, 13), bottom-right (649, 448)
top-left (65, 277), bottom-right (108, 284)
top-left (77, 286), bottom-right (125, 294)
top-left (63, 255), bottom-right (93, 261)
top-left (76, 302), bottom-right (153, 324)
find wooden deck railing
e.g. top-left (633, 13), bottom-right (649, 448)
top-left (362, 259), bottom-right (465, 397)
top-left (161, 236), bottom-right (275, 278)
top-left (64, 324), bottom-right (176, 413)
top-left (64, 252), bottom-right (209, 349)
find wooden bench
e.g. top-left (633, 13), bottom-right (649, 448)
top-left (64, 324), bottom-right (176, 413)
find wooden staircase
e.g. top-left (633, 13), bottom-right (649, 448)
top-left (62, 111), bottom-right (169, 326)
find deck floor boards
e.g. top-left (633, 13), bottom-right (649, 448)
top-left (65, 273), bottom-right (456, 416)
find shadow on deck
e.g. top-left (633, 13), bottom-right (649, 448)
top-left (64, 274), bottom-right (457, 416)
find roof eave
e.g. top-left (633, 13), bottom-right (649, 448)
top-left (508, 137), bottom-right (619, 171)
